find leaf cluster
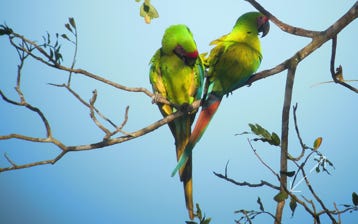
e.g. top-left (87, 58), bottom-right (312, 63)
top-left (341, 192), bottom-right (358, 213)
top-left (186, 204), bottom-right (211, 224)
top-left (61, 17), bottom-right (77, 44)
top-left (42, 32), bottom-right (63, 64)
top-left (40, 17), bottom-right (77, 65)
top-left (313, 154), bottom-right (334, 174)
top-left (0, 24), bottom-right (13, 36)
top-left (248, 123), bottom-right (280, 146)
top-left (234, 197), bottom-right (276, 224)
top-left (136, 0), bottom-right (159, 24)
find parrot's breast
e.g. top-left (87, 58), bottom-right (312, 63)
top-left (210, 42), bottom-right (262, 95)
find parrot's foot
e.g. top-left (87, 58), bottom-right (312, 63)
top-left (179, 103), bottom-right (194, 114)
top-left (151, 93), bottom-right (166, 104)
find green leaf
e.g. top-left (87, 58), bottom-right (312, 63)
top-left (249, 123), bottom-right (280, 146)
top-left (271, 132), bottom-right (281, 146)
top-left (257, 197), bottom-right (264, 211)
top-left (46, 31), bottom-right (51, 45)
top-left (0, 29), bottom-right (6, 36)
top-left (257, 124), bottom-right (270, 139)
top-left (139, 1), bottom-right (159, 24)
top-left (69, 17), bottom-right (76, 29)
top-left (274, 191), bottom-right (288, 202)
top-left (313, 137), bottom-right (323, 150)
top-left (315, 166), bottom-right (320, 173)
top-left (201, 218), bottom-right (211, 224)
top-left (352, 192), bottom-right (358, 206)
top-left (61, 34), bottom-right (70, 41)
top-left (248, 123), bottom-right (256, 132)
top-left (235, 131), bottom-right (250, 135)
top-left (65, 23), bottom-right (73, 33)
top-left (289, 197), bottom-right (297, 216)
top-left (195, 203), bottom-right (202, 220)
top-left (326, 159), bottom-right (335, 168)
top-left (249, 123), bottom-right (265, 137)
top-left (49, 49), bottom-right (54, 60)
top-left (286, 171), bottom-right (296, 177)
top-left (0, 24), bottom-right (13, 36)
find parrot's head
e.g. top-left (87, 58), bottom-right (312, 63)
top-left (257, 14), bottom-right (270, 37)
top-left (234, 11), bottom-right (270, 38)
top-left (161, 24), bottom-right (199, 66)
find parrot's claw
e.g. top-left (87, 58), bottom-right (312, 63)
top-left (179, 103), bottom-right (194, 114)
top-left (151, 93), bottom-right (165, 104)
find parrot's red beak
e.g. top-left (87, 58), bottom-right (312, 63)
top-left (258, 15), bottom-right (270, 37)
top-left (185, 50), bottom-right (199, 59)
top-left (174, 46), bottom-right (198, 66)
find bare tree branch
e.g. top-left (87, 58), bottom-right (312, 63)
top-left (0, 91), bottom-right (201, 172)
top-left (289, 103), bottom-right (308, 161)
top-left (48, 83), bottom-right (119, 129)
top-left (330, 36), bottom-right (358, 93)
top-left (1, 24), bottom-right (193, 172)
top-left (273, 61), bottom-right (297, 224)
top-left (89, 89), bottom-right (112, 137)
top-left (245, 0), bottom-right (320, 37)
top-left (7, 32), bottom-right (166, 102)
top-left (247, 1), bottom-right (358, 89)
top-left (213, 172), bottom-right (280, 190)
top-left (1, 151), bottom-right (68, 172)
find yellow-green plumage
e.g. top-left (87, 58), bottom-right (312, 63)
top-left (207, 11), bottom-right (267, 95)
top-left (149, 24), bottom-right (204, 220)
top-left (172, 12), bottom-right (270, 177)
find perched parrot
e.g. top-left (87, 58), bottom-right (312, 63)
top-left (172, 12), bottom-right (270, 176)
top-left (149, 24), bottom-right (204, 220)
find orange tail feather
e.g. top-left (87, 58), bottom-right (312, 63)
top-left (187, 93), bottom-right (222, 152)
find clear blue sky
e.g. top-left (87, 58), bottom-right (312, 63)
top-left (0, 0), bottom-right (357, 223)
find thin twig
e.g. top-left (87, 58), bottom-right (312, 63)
top-left (0, 99), bottom-right (201, 172)
top-left (247, 1), bottom-right (358, 85)
top-left (300, 159), bottom-right (338, 223)
top-left (89, 89), bottom-right (112, 137)
top-left (67, 20), bottom-right (78, 86)
top-left (213, 171), bottom-right (280, 190)
top-left (247, 139), bottom-right (280, 180)
top-left (0, 151), bottom-right (67, 172)
top-left (334, 202), bottom-right (341, 224)
top-left (8, 32), bottom-right (162, 101)
top-left (4, 153), bottom-right (17, 167)
top-left (289, 103), bottom-right (308, 161)
top-left (48, 83), bottom-right (119, 128)
top-left (245, 0), bottom-right (320, 38)
top-left (108, 106), bottom-right (132, 138)
top-left (302, 195), bottom-right (320, 224)
top-left (330, 36), bottom-right (358, 93)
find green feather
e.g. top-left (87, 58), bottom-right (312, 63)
top-left (207, 12), bottom-right (265, 96)
top-left (149, 24), bottom-right (204, 220)
top-left (172, 12), bottom-right (270, 176)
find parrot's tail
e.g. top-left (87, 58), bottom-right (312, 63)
top-left (173, 117), bottom-right (194, 220)
top-left (182, 156), bottom-right (194, 220)
top-left (171, 93), bottom-right (222, 177)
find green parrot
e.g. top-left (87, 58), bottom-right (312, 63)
top-left (149, 24), bottom-right (204, 220)
top-left (172, 12), bottom-right (270, 176)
